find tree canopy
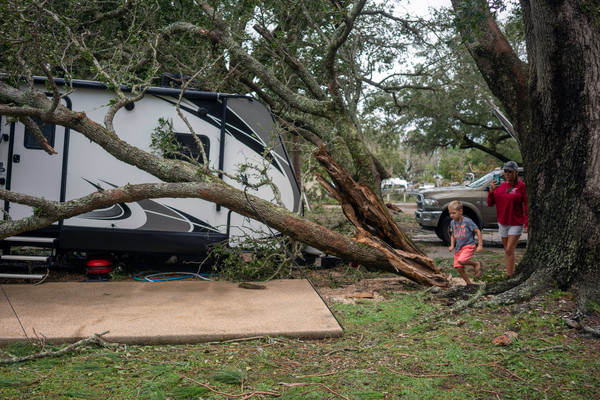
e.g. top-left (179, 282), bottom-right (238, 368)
top-left (360, 3), bottom-right (525, 164)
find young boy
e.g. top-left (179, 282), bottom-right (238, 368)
top-left (447, 200), bottom-right (483, 286)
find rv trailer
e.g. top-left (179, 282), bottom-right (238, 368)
top-left (0, 77), bottom-right (301, 268)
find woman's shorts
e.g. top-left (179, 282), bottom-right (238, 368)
top-left (454, 244), bottom-right (476, 268)
top-left (498, 223), bottom-right (524, 238)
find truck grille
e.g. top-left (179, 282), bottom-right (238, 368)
top-left (416, 193), bottom-right (424, 211)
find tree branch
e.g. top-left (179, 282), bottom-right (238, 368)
top-left (460, 133), bottom-right (510, 162)
top-left (0, 81), bottom-right (200, 184)
top-left (17, 117), bottom-right (57, 155)
top-left (0, 332), bottom-right (115, 365)
top-left (362, 76), bottom-right (436, 92)
top-left (452, 112), bottom-right (505, 131)
top-left (253, 24), bottom-right (327, 101)
top-left (276, 118), bottom-right (325, 148)
top-left (31, 13), bottom-right (61, 114)
top-left (89, 0), bottom-right (136, 24)
top-left (450, 0), bottom-right (529, 138)
top-left (324, 0), bottom-right (368, 112)
top-left (360, 9), bottom-right (427, 43)
top-left (178, 2), bottom-right (332, 118)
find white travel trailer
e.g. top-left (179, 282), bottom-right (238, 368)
top-left (0, 77), bottom-right (301, 269)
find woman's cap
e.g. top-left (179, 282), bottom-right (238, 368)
top-left (503, 161), bottom-right (519, 171)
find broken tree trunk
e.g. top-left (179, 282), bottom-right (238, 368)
top-left (0, 83), bottom-right (448, 287)
top-left (313, 146), bottom-right (448, 287)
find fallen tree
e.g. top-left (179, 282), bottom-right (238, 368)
top-left (0, 1), bottom-right (449, 286)
top-left (0, 79), bottom-right (447, 287)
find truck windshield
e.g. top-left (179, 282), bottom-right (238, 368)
top-left (467, 171), bottom-right (494, 188)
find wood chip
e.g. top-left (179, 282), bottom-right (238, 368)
top-left (348, 292), bottom-right (374, 298)
top-left (238, 283), bottom-right (267, 290)
top-left (492, 331), bottom-right (518, 346)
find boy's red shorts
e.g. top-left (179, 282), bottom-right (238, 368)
top-left (454, 244), bottom-right (476, 268)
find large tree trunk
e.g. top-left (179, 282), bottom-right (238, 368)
top-left (514, 0), bottom-right (600, 311)
top-left (452, 0), bottom-right (600, 314)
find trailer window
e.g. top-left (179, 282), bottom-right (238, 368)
top-left (24, 120), bottom-right (55, 150)
top-left (174, 133), bottom-right (210, 163)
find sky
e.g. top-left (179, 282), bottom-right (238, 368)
top-left (403, 0), bottom-right (452, 17)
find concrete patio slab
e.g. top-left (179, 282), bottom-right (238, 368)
top-left (0, 279), bottom-right (343, 345)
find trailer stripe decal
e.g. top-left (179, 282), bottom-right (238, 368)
top-left (154, 95), bottom-right (284, 174)
top-left (77, 179), bottom-right (219, 233)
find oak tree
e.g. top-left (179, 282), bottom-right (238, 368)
top-left (451, 0), bottom-right (600, 331)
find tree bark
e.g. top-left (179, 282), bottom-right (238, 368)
top-left (450, 0), bottom-right (530, 136)
top-left (313, 146), bottom-right (425, 256)
top-left (312, 146), bottom-right (446, 286)
top-left (452, 0), bottom-right (600, 313)
top-left (518, 0), bottom-right (600, 312)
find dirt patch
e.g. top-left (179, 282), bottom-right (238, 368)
top-left (314, 275), bottom-right (422, 304)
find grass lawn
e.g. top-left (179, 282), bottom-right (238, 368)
top-left (1, 203), bottom-right (598, 399)
top-left (1, 285), bottom-right (598, 399)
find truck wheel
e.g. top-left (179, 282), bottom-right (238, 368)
top-left (436, 215), bottom-right (452, 245)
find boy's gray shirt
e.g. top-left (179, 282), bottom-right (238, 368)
top-left (450, 216), bottom-right (478, 252)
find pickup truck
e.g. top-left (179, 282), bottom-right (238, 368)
top-left (415, 168), bottom-right (524, 244)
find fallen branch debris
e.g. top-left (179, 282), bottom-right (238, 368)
top-left (279, 382), bottom-right (351, 400)
top-left (181, 374), bottom-right (280, 399)
top-left (386, 366), bottom-right (455, 378)
top-left (0, 331), bottom-right (115, 365)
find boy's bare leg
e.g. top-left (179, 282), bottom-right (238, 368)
top-left (456, 267), bottom-right (472, 285)
top-left (474, 260), bottom-right (482, 277)
top-left (459, 259), bottom-right (482, 278)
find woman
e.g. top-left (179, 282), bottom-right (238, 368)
top-left (487, 161), bottom-right (528, 276)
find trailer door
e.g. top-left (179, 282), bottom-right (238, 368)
top-left (5, 117), bottom-right (67, 220)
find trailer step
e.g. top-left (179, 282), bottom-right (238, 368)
top-left (4, 236), bottom-right (56, 244)
top-left (1, 255), bottom-right (49, 262)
